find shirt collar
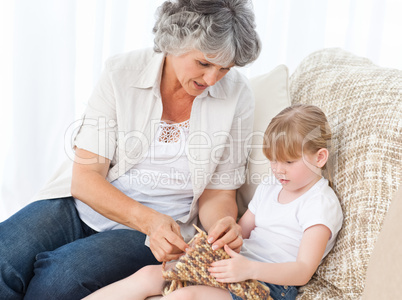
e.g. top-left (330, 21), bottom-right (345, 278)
top-left (130, 51), bottom-right (165, 89)
top-left (198, 80), bottom-right (227, 100)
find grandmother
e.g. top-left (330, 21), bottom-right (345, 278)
top-left (0, 0), bottom-right (261, 299)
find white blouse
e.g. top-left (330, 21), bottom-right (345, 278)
top-left (75, 120), bottom-right (193, 232)
top-left (35, 48), bottom-right (255, 241)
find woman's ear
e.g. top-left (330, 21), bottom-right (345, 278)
top-left (316, 148), bottom-right (329, 168)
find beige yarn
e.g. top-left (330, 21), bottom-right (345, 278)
top-left (289, 48), bottom-right (402, 299)
top-left (162, 225), bottom-right (272, 300)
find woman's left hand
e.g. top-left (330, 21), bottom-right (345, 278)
top-left (208, 245), bottom-right (252, 282)
top-left (207, 216), bottom-right (243, 252)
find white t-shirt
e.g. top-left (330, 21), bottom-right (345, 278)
top-left (241, 176), bottom-right (343, 264)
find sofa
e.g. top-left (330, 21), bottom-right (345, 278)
top-left (148, 48), bottom-right (402, 299)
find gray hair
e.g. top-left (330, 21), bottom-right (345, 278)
top-left (153, 0), bottom-right (261, 67)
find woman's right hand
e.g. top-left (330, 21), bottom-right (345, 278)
top-left (72, 148), bottom-right (188, 262)
top-left (147, 212), bottom-right (189, 262)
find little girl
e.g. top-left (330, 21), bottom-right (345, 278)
top-left (84, 104), bottom-right (343, 300)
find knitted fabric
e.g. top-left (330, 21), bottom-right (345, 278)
top-left (162, 225), bottom-right (272, 300)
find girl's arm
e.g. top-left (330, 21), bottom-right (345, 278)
top-left (209, 224), bottom-right (331, 286)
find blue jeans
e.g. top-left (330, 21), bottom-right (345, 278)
top-left (0, 198), bottom-right (159, 300)
top-left (231, 282), bottom-right (298, 300)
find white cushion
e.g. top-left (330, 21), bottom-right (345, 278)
top-left (236, 65), bottom-right (291, 217)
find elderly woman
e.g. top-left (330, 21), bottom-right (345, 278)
top-left (0, 0), bottom-right (260, 299)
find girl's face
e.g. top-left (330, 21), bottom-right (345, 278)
top-left (165, 49), bottom-right (233, 96)
top-left (270, 151), bottom-right (322, 195)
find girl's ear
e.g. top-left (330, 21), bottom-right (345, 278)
top-left (316, 148), bottom-right (329, 168)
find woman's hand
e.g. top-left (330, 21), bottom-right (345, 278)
top-left (209, 245), bottom-right (253, 283)
top-left (198, 189), bottom-right (242, 252)
top-left (72, 148), bottom-right (188, 262)
top-left (207, 216), bottom-right (243, 252)
top-left (147, 212), bottom-right (189, 262)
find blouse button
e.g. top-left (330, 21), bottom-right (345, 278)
top-left (281, 292), bottom-right (286, 297)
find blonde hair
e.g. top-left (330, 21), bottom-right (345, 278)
top-left (263, 104), bottom-right (334, 183)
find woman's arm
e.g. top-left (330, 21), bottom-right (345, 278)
top-left (71, 148), bottom-right (188, 262)
top-left (237, 209), bottom-right (256, 239)
top-left (210, 224), bottom-right (331, 286)
top-left (198, 189), bottom-right (243, 252)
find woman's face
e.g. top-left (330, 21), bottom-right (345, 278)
top-left (165, 49), bottom-right (233, 97)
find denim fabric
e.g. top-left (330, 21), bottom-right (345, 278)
top-left (230, 282), bottom-right (298, 300)
top-left (0, 198), bottom-right (159, 300)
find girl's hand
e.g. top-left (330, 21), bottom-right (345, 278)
top-left (208, 245), bottom-right (253, 283)
top-left (147, 213), bottom-right (188, 262)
